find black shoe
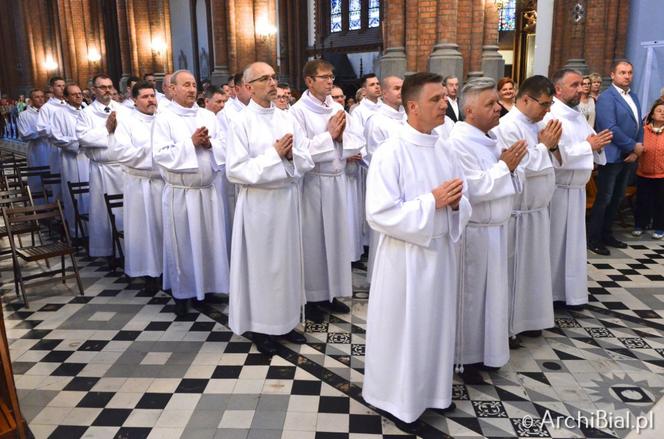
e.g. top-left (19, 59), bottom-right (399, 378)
top-left (588, 242), bottom-right (610, 256)
top-left (459, 366), bottom-right (485, 385)
top-left (603, 236), bottom-right (627, 249)
top-left (509, 336), bottom-right (521, 350)
top-left (254, 333), bottom-right (278, 356)
top-left (281, 329), bottom-right (306, 344)
top-left (565, 303), bottom-right (585, 311)
top-left (433, 402), bottom-right (456, 415)
top-left (351, 261), bottom-right (367, 270)
top-left (305, 303), bottom-right (326, 324)
top-left (478, 364), bottom-right (501, 372)
top-left (520, 330), bottom-right (542, 337)
top-left (393, 418), bottom-right (421, 435)
top-left (321, 298), bottom-right (351, 314)
top-left (174, 298), bottom-right (189, 317)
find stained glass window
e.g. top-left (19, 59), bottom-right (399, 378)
top-left (349, 0), bottom-right (361, 31)
top-left (498, 0), bottom-right (516, 32)
top-left (368, 0), bottom-right (380, 28)
top-left (331, 0), bottom-right (342, 32)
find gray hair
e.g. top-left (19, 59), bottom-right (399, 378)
top-left (551, 68), bottom-right (582, 87)
top-left (460, 77), bottom-right (496, 111)
top-left (170, 70), bottom-right (193, 86)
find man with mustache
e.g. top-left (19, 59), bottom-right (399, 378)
top-left (76, 73), bottom-right (128, 261)
top-left (110, 81), bottom-right (164, 294)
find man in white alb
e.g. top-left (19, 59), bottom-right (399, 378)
top-left (152, 70), bottom-right (230, 316)
top-left (363, 72), bottom-right (471, 431)
top-left (17, 89), bottom-right (49, 194)
top-left (50, 84), bottom-right (90, 236)
top-left (545, 69), bottom-right (612, 309)
top-left (76, 74), bottom-right (128, 260)
top-left (111, 80), bottom-right (164, 294)
top-left (290, 59), bottom-right (364, 323)
top-left (226, 62), bottom-right (314, 355)
top-left (448, 78), bottom-right (527, 384)
top-left (492, 75), bottom-right (561, 347)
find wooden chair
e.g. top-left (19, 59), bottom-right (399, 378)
top-left (67, 181), bottom-right (90, 243)
top-left (0, 188), bottom-right (44, 263)
top-left (2, 201), bottom-right (84, 307)
top-left (103, 193), bottom-right (124, 265)
top-left (18, 166), bottom-right (50, 203)
top-left (39, 173), bottom-right (62, 203)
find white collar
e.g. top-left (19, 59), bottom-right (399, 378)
top-left (378, 103), bottom-right (405, 121)
top-left (168, 101), bottom-right (199, 118)
top-left (131, 108), bottom-right (156, 122)
top-left (299, 90), bottom-right (339, 115)
top-left (248, 99), bottom-right (275, 115)
top-left (612, 83), bottom-right (631, 95)
top-left (400, 122), bottom-right (439, 147)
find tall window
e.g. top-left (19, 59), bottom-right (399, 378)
top-left (330, 0), bottom-right (380, 33)
top-left (368, 0), bottom-right (380, 28)
top-left (349, 0), bottom-right (361, 30)
top-left (497, 0), bottom-right (516, 32)
top-left (331, 0), bottom-right (342, 32)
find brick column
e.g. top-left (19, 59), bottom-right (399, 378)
top-left (379, 0), bottom-right (407, 78)
top-left (209, 0), bottom-right (230, 85)
top-left (562, 0), bottom-right (589, 74)
top-left (428, 0), bottom-right (464, 80)
top-left (480, 0), bottom-right (505, 80)
top-left (467, 0), bottom-right (486, 78)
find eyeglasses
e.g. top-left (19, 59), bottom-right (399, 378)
top-left (527, 95), bottom-right (553, 108)
top-left (312, 75), bottom-right (335, 81)
top-left (276, 95), bottom-right (288, 100)
top-left (248, 74), bottom-right (278, 84)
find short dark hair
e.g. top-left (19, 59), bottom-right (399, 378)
top-left (233, 72), bottom-right (244, 86)
top-left (516, 75), bottom-right (554, 100)
top-left (29, 89), bottom-right (43, 100)
top-left (204, 86), bottom-right (224, 100)
top-left (49, 76), bottom-right (65, 86)
top-left (227, 75), bottom-right (235, 84)
top-left (92, 74), bottom-right (112, 87)
top-left (360, 73), bottom-right (377, 88)
top-left (63, 83), bottom-right (81, 97)
top-left (277, 82), bottom-right (290, 89)
top-left (131, 80), bottom-right (155, 99)
top-left (303, 59), bottom-right (334, 79)
top-left (402, 72), bottom-right (443, 114)
top-left (142, 72), bottom-right (154, 79)
top-left (551, 68), bottom-right (581, 87)
top-left (611, 59), bottom-right (633, 73)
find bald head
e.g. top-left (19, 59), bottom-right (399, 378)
top-left (243, 62), bottom-right (277, 107)
top-left (170, 70), bottom-right (197, 108)
top-left (381, 76), bottom-right (403, 109)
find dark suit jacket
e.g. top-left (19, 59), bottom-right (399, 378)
top-left (446, 98), bottom-right (463, 122)
top-left (595, 85), bottom-right (644, 163)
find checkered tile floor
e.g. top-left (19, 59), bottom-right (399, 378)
top-left (2, 230), bottom-right (663, 439)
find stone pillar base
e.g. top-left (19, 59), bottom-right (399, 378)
top-left (480, 45), bottom-right (505, 80)
top-left (563, 58), bottom-right (589, 75)
top-left (428, 43), bottom-right (464, 80)
top-left (210, 65), bottom-right (231, 86)
top-left (467, 71), bottom-right (484, 79)
top-left (379, 47), bottom-right (407, 79)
